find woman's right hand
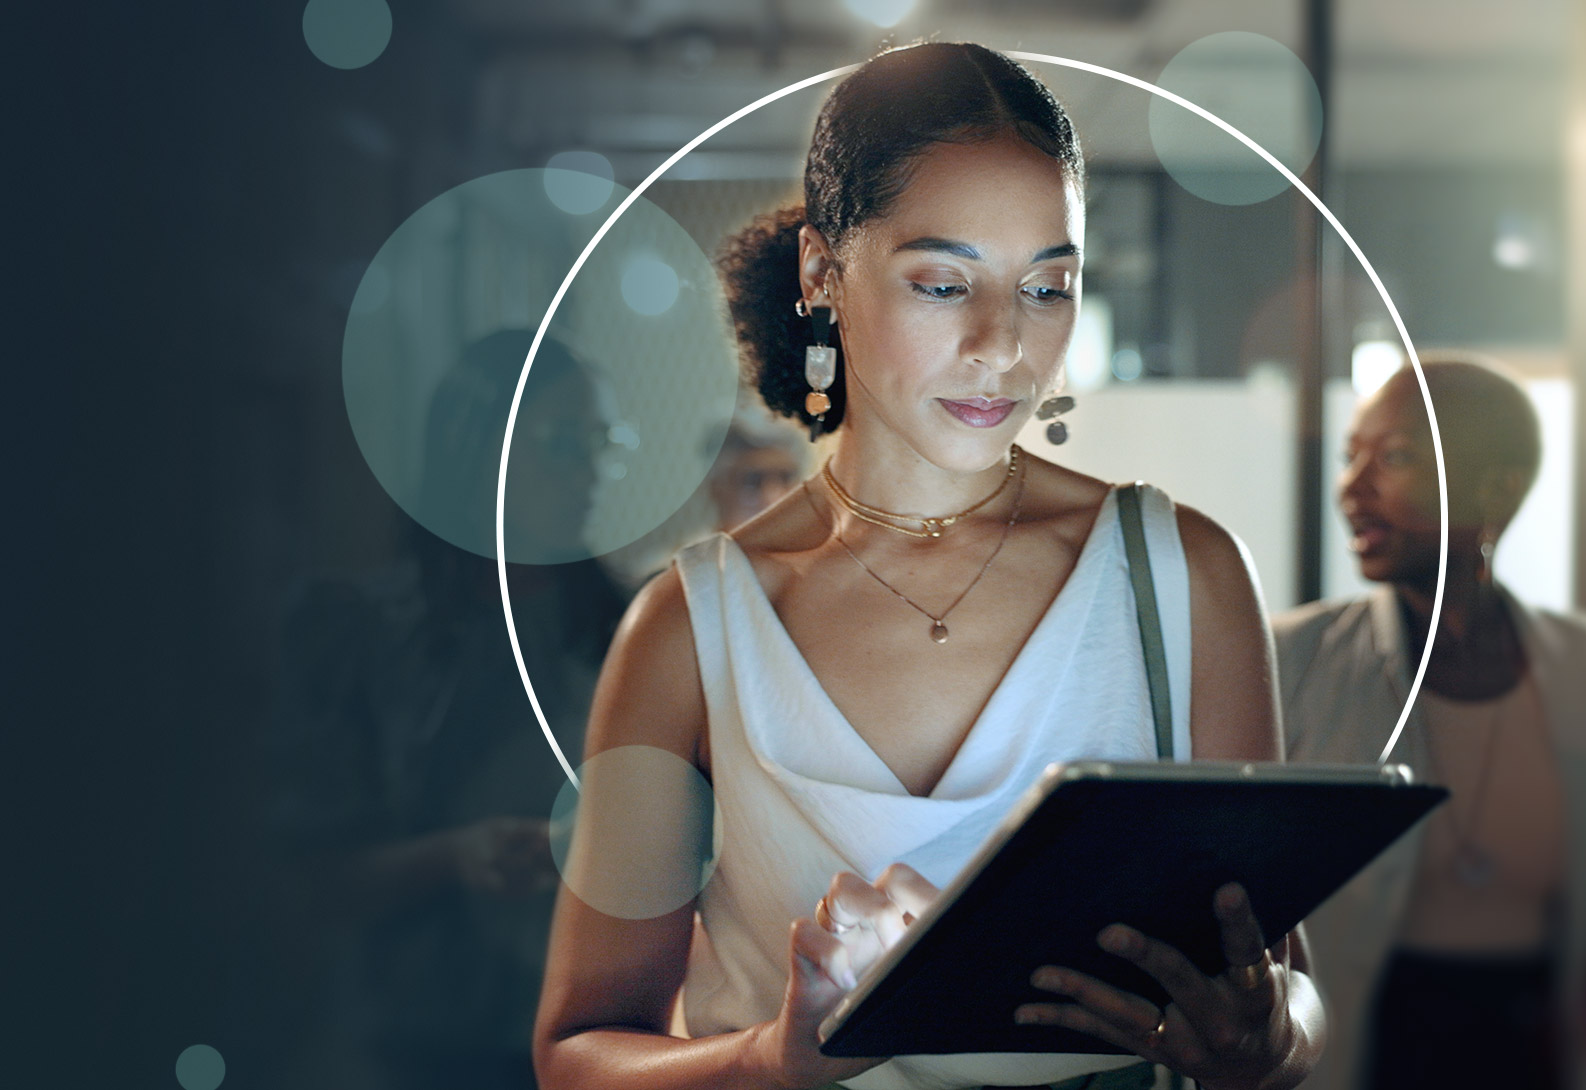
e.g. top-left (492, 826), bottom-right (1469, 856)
top-left (753, 864), bottom-right (941, 1089)
top-left (752, 914), bottom-right (881, 1089)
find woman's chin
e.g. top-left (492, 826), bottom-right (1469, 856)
top-left (935, 431), bottom-right (1026, 473)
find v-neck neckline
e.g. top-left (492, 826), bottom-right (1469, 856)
top-left (720, 489), bottom-right (1119, 799)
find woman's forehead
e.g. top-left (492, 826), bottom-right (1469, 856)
top-left (1353, 376), bottom-right (1430, 439)
top-left (859, 136), bottom-right (1082, 255)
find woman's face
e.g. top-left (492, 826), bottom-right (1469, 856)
top-left (1338, 375), bottom-right (1450, 586)
top-left (824, 134), bottom-right (1083, 469)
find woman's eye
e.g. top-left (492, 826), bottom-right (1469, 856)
top-left (1022, 284), bottom-right (1073, 305)
top-left (1380, 449), bottom-right (1414, 467)
top-left (910, 282), bottom-right (966, 300)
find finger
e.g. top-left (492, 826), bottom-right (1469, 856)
top-left (1028, 965), bottom-right (1163, 1036)
top-left (1267, 930), bottom-right (1295, 972)
top-left (1013, 999), bottom-right (1160, 1058)
top-left (874, 863), bottom-right (941, 920)
top-left (791, 915), bottom-right (858, 993)
top-left (826, 872), bottom-right (910, 947)
top-left (1096, 925), bottom-right (1218, 1014)
top-left (783, 920), bottom-right (841, 1045)
top-left (1214, 883), bottom-right (1268, 971)
top-left (826, 911), bottom-right (891, 976)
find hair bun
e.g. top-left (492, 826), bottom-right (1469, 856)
top-left (716, 205), bottom-right (845, 435)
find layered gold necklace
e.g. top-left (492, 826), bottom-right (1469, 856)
top-left (820, 445), bottom-right (1021, 539)
top-left (805, 450), bottom-right (1026, 644)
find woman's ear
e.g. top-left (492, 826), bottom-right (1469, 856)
top-left (796, 225), bottom-right (841, 312)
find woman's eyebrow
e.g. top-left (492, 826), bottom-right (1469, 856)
top-left (1032, 242), bottom-right (1080, 262)
top-left (893, 236), bottom-right (980, 259)
top-left (891, 237), bottom-right (1081, 263)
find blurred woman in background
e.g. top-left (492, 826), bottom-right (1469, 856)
top-left (1275, 355), bottom-right (1586, 1090)
top-left (275, 332), bottom-right (627, 1090)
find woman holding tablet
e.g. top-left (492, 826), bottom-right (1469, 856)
top-left (535, 42), bottom-right (1323, 1090)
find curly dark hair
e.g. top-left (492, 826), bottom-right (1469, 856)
top-left (717, 42), bottom-right (1084, 436)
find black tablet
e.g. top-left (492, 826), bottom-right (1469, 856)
top-left (818, 760), bottom-right (1445, 1057)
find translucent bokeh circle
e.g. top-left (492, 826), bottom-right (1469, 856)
top-left (544, 151), bottom-right (616, 215)
top-left (174, 1044), bottom-right (226, 1090)
top-left (1148, 32), bottom-right (1324, 206)
top-left (549, 746), bottom-right (722, 919)
top-left (301, 0), bottom-right (392, 70)
top-left (341, 169), bottom-right (738, 564)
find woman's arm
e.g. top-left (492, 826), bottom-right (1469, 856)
top-left (533, 567), bottom-right (881, 1090)
top-left (1177, 505), bottom-right (1323, 1086)
top-left (1016, 505), bottom-right (1325, 1090)
top-left (1182, 505), bottom-right (1325, 1087)
top-left (1178, 503), bottom-right (1282, 763)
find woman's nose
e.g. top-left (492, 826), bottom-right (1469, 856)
top-left (1338, 454), bottom-right (1370, 506)
top-left (966, 296), bottom-right (1022, 372)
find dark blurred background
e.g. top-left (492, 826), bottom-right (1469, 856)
top-left (8, 0), bottom-right (1582, 1085)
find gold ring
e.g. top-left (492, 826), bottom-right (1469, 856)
top-left (1146, 1012), bottom-right (1167, 1046)
top-left (815, 896), bottom-right (853, 934)
top-left (1230, 955), bottom-right (1269, 991)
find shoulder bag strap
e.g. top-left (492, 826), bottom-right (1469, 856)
top-left (1116, 482), bottom-right (1174, 760)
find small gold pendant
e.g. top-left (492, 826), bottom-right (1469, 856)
top-left (930, 621), bottom-right (949, 644)
top-left (805, 390), bottom-right (831, 415)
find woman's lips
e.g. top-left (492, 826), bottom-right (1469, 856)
top-left (938, 397), bottom-right (1015, 428)
top-left (1348, 518), bottom-right (1390, 555)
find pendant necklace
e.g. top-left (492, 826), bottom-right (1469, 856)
top-left (803, 456), bottom-right (1025, 644)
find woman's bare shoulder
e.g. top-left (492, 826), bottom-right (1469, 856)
top-left (1021, 463), bottom-right (1253, 584)
top-left (1169, 498), bottom-right (1279, 760)
top-left (616, 562), bottom-right (693, 649)
top-left (589, 564), bottom-right (708, 763)
top-left (1169, 500), bottom-right (1257, 587)
top-left (724, 477), bottom-right (827, 602)
top-left (1015, 449), bottom-right (1114, 545)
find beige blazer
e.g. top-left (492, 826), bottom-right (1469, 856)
top-left (1273, 586), bottom-right (1586, 1090)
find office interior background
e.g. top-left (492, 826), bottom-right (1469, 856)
top-left (10, 0), bottom-right (1583, 1085)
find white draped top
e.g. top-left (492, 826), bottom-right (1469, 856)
top-left (675, 485), bottom-right (1192, 1089)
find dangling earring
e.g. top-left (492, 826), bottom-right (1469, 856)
top-left (1477, 524), bottom-right (1497, 586)
top-left (797, 299), bottom-right (836, 442)
top-left (1036, 395), bottom-right (1075, 445)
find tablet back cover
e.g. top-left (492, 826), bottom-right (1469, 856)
top-left (820, 773), bottom-right (1444, 1056)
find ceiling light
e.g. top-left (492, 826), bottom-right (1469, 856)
top-left (842, 0), bottom-right (916, 29)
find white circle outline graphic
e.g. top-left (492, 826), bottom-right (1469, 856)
top-left (497, 53), bottom-right (1447, 789)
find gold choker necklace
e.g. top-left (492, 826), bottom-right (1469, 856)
top-left (804, 457), bottom-right (1025, 644)
top-left (821, 445), bottom-right (1021, 540)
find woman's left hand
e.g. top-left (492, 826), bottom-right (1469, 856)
top-left (1014, 882), bottom-right (1301, 1090)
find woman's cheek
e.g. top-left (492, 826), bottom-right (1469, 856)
top-left (1399, 484), bottom-right (1446, 531)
